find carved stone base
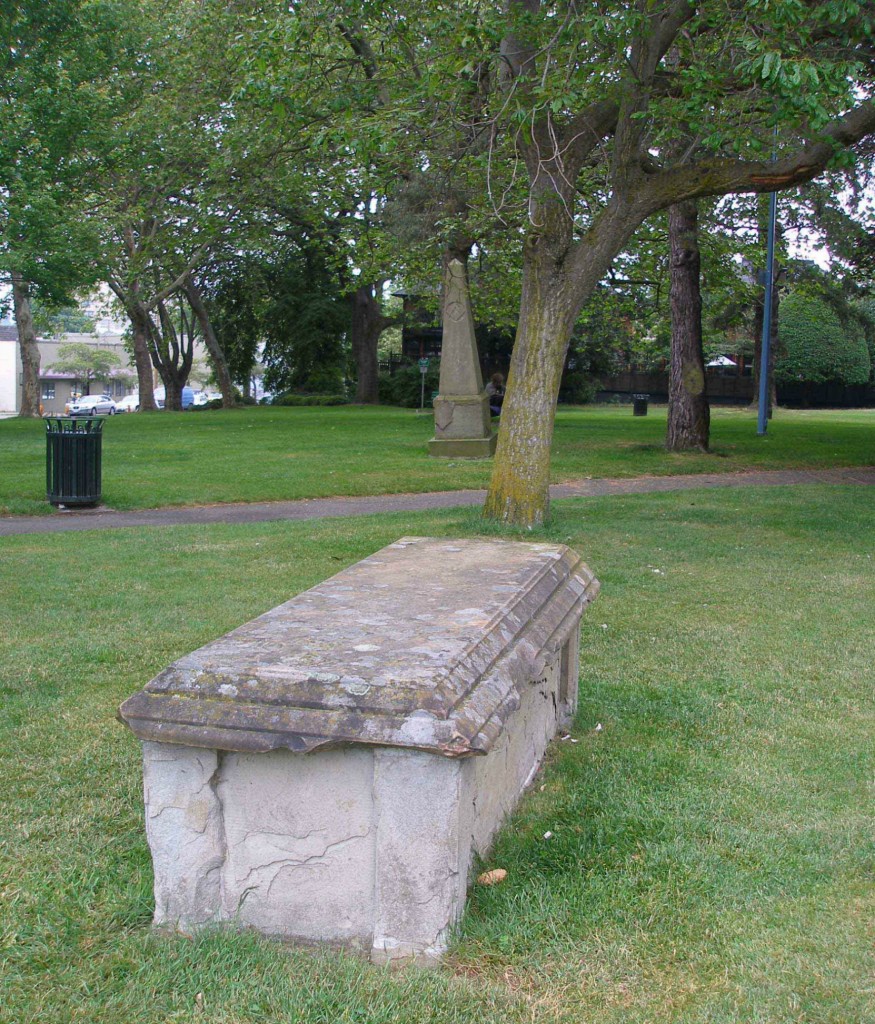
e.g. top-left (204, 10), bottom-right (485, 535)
top-left (430, 393), bottom-right (495, 458)
top-left (427, 434), bottom-right (497, 459)
top-left (140, 639), bottom-right (576, 963)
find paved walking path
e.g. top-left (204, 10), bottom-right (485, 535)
top-left (2, 466), bottom-right (872, 537)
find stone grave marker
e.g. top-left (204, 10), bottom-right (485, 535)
top-left (428, 259), bottom-right (497, 458)
top-left (119, 537), bottom-right (599, 963)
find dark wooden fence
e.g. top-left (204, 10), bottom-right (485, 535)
top-left (596, 370), bottom-right (754, 404)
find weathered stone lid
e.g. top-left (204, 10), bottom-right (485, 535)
top-left (119, 537), bottom-right (599, 757)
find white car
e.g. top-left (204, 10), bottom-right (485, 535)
top-left (69, 394), bottom-right (117, 416)
top-left (116, 394), bottom-right (140, 413)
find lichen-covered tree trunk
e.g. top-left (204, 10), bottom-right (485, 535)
top-left (666, 199), bottom-right (709, 451)
top-left (11, 272), bottom-right (41, 418)
top-left (484, 194), bottom-right (640, 526)
top-left (483, 239), bottom-right (576, 526)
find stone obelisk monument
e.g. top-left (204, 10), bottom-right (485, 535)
top-left (428, 259), bottom-right (496, 458)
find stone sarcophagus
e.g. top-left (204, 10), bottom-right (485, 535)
top-left (119, 537), bottom-right (599, 963)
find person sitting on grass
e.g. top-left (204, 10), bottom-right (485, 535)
top-left (486, 372), bottom-right (505, 417)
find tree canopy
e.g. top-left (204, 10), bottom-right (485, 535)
top-left (5, 0), bottom-right (875, 513)
top-left (48, 341), bottom-right (128, 393)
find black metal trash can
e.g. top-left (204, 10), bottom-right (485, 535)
top-left (632, 393), bottom-right (649, 416)
top-left (45, 417), bottom-right (105, 506)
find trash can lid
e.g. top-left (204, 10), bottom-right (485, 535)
top-left (45, 416), bottom-right (105, 433)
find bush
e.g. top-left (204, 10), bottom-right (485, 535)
top-left (378, 362), bottom-right (441, 407)
top-left (777, 292), bottom-right (871, 386)
top-left (272, 393), bottom-right (348, 407)
top-left (296, 367), bottom-right (347, 395)
top-left (558, 371), bottom-right (600, 405)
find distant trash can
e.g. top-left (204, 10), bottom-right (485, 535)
top-left (45, 417), bottom-right (105, 506)
top-left (632, 394), bottom-right (649, 416)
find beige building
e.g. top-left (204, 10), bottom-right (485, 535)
top-left (39, 332), bottom-right (135, 414)
top-left (0, 328), bottom-right (136, 415)
top-left (0, 325), bottom-right (210, 415)
top-left (0, 327), bottom-right (18, 413)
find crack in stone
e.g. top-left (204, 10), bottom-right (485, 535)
top-left (207, 753), bottom-right (228, 918)
top-left (233, 832), bottom-right (371, 895)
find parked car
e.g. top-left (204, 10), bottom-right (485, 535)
top-left (68, 394), bottom-right (117, 416)
top-left (116, 394), bottom-right (140, 413)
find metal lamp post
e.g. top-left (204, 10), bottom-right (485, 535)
top-left (757, 188), bottom-right (779, 436)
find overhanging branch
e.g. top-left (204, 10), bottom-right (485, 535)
top-left (639, 98), bottom-right (875, 209)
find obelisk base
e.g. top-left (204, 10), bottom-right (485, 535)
top-left (428, 434), bottom-right (497, 459)
top-left (429, 393), bottom-right (496, 458)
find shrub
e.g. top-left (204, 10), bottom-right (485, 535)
top-left (272, 393), bottom-right (348, 407)
top-left (378, 361), bottom-right (441, 407)
top-left (558, 371), bottom-right (600, 405)
top-left (296, 367), bottom-right (348, 395)
top-left (777, 292), bottom-right (871, 386)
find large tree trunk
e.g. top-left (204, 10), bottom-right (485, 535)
top-left (350, 285), bottom-right (380, 404)
top-left (163, 377), bottom-right (182, 411)
top-left (11, 272), bottom-right (41, 417)
top-left (108, 278), bottom-right (158, 411)
top-left (483, 256), bottom-right (575, 526)
top-left (484, 195), bottom-right (639, 526)
top-left (184, 279), bottom-right (236, 408)
top-left (349, 283), bottom-right (396, 404)
top-left (131, 314), bottom-right (158, 411)
top-left (666, 199), bottom-right (709, 451)
top-left (151, 300), bottom-right (194, 411)
top-left (481, 0), bottom-right (870, 526)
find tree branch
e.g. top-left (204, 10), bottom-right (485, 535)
top-left (638, 98), bottom-right (875, 210)
top-left (336, 21), bottom-right (391, 105)
top-left (499, 0), bottom-right (541, 88)
top-left (143, 244), bottom-right (210, 311)
top-left (644, 0), bottom-right (697, 80)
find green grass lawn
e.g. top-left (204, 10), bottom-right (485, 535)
top-left (0, 404), bottom-right (872, 516)
top-left (1, 485), bottom-right (872, 1023)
